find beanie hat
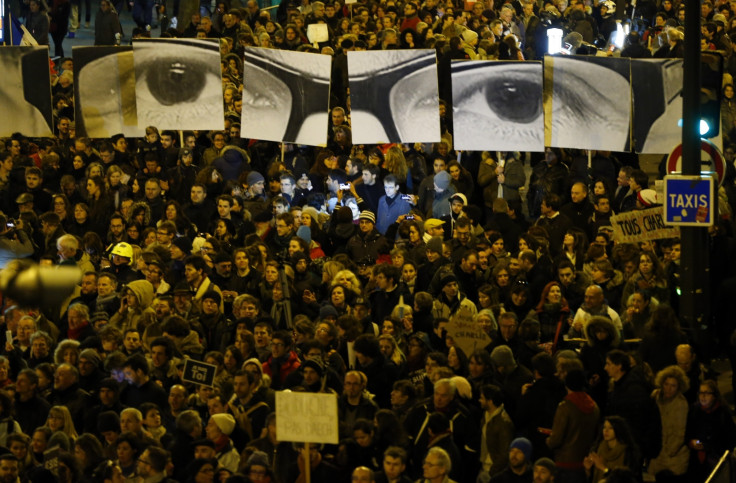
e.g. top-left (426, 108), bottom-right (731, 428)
top-left (172, 236), bottom-right (192, 254)
top-left (211, 413), bottom-right (236, 435)
top-left (202, 290), bottom-right (221, 306)
top-left (302, 358), bottom-right (324, 377)
top-left (246, 450), bottom-right (270, 468)
top-left (534, 457), bottom-right (557, 475)
top-left (319, 304), bottom-right (339, 319)
top-left (79, 348), bottom-right (101, 367)
top-left (359, 211), bottom-right (376, 223)
top-left (434, 171), bottom-right (451, 190)
top-left (426, 236), bottom-right (443, 254)
top-left (97, 411), bottom-right (120, 433)
top-left (296, 225), bottom-right (312, 245)
top-left (637, 189), bottom-right (658, 207)
top-left (247, 171), bottom-right (265, 186)
top-left (490, 345), bottom-right (516, 368)
top-left (439, 273), bottom-right (458, 288)
top-left (509, 437), bottom-right (533, 462)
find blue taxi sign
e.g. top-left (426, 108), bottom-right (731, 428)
top-left (663, 175), bottom-right (715, 227)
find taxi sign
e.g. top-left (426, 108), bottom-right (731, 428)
top-left (663, 175), bottom-right (715, 227)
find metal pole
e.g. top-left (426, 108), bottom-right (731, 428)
top-left (680, 0), bottom-right (710, 353)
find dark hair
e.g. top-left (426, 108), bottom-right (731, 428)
top-left (123, 353), bottom-right (149, 375)
top-left (353, 335), bottom-right (381, 360)
top-left (480, 384), bottom-right (503, 406)
top-left (606, 349), bottom-right (631, 372)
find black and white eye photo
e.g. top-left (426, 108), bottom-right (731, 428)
top-left (241, 47), bottom-right (331, 146)
top-left (133, 38), bottom-right (224, 130)
top-left (544, 55), bottom-right (631, 151)
top-left (631, 58), bottom-right (683, 154)
top-left (0, 46), bottom-right (53, 137)
top-left (451, 60), bottom-right (544, 152)
top-left (74, 46), bottom-right (142, 139)
top-left (348, 49), bottom-right (441, 144)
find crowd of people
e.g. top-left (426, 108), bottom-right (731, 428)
top-left (3, 0), bottom-right (736, 481)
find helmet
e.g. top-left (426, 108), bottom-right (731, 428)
top-left (111, 242), bottom-right (133, 259)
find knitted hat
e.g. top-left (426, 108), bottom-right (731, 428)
top-left (509, 437), bottom-right (533, 462)
top-left (247, 171), bottom-right (265, 186)
top-left (79, 348), bottom-right (101, 367)
top-left (202, 290), bottom-right (221, 306)
top-left (434, 171), bottom-right (451, 190)
top-left (359, 211), bottom-right (376, 223)
top-left (439, 273), bottom-right (458, 288)
top-left (246, 450), bottom-right (270, 468)
top-left (637, 189), bottom-right (658, 207)
top-left (302, 358), bottom-right (324, 377)
top-left (302, 206), bottom-right (321, 226)
top-left (490, 345), bottom-right (516, 368)
top-left (534, 457), bottom-right (557, 475)
top-left (426, 236), bottom-right (443, 254)
top-left (173, 281), bottom-right (192, 295)
top-left (319, 305), bottom-right (339, 319)
top-left (211, 413), bottom-right (236, 435)
top-left (171, 236), bottom-right (192, 254)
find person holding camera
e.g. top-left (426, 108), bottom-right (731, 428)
top-left (0, 215), bottom-right (34, 269)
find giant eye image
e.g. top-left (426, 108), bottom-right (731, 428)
top-left (74, 46), bottom-right (141, 138)
top-left (241, 47), bottom-right (332, 146)
top-left (452, 60), bottom-right (544, 152)
top-left (348, 49), bottom-right (441, 145)
top-left (0, 46), bottom-right (53, 137)
top-left (545, 55), bottom-right (632, 152)
top-left (133, 38), bottom-right (224, 130)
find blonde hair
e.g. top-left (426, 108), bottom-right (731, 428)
top-left (383, 146), bottom-right (408, 184)
top-left (48, 406), bottom-right (78, 440)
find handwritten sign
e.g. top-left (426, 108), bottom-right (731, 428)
top-left (275, 391), bottom-right (338, 444)
top-left (610, 207), bottom-right (679, 243)
top-left (182, 359), bottom-right (217, 387)
top-left (446, 305), bottom-right (489, 357)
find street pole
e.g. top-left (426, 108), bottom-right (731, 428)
top-left (680, 0), bottom-right (711, 355)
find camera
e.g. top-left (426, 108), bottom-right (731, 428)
top-left (401, 195), bottom-right (412, 201)
top-left (339, 183), bottom-right (351, 190)
top-left (406, 215), bottom-right (415, 220)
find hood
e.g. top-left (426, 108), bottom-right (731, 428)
top-left (584, 315), bottom-right (620, 347)
top-left (129, 201), bottom-right (151, 226)
top-left (126, 280), bottom-right (155, 307)
top-left (221, 145), bottom-right (251, 166)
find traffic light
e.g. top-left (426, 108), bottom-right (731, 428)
top-left (700, 51), bottom-right (724, 138)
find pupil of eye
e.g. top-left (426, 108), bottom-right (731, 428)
top-left (148, 61), bottom-right (206, 106)
top-left (488, 79), bottom-right (542, 123)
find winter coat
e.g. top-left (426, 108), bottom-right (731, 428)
top-left (648, 391), bottom-right (689, 476)
top-left (547, 391), bottom-right (600, 467)
top-left (110, 279), bottom-right (156, 334)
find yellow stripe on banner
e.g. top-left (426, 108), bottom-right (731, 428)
top-left (543, 55), bottom-right (554, 148)
top-left (118, 51), bottom-right (138, 127)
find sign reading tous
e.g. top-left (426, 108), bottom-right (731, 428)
top-left (275, 391), bottom-right (338, 444)
top-left (446, 305), bottom-right (489, 357)
top-left (610, 207), bottom-right (680, 243)
top-left (182, 358), bottom-right (217, 387)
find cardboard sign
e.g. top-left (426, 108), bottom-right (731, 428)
top-left (275, 391), bottom-right (338, 444)
top-left (610, 207), bottom-right (679, 243)
top-left (182, 358), bottom-right (217, 387)
top-left (446, 305), bottom-right (489, 357)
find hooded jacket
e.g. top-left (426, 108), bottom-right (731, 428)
top-left (110, 279), bottom-right (157, 334)
top-left (547, 390), bottom-right (600, 467)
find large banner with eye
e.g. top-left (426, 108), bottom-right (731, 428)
top-left (631, 58), bottom-right (683, 154)
top-left (73, 46), bottom-right (142, 139)
top-left (132, 38), bottom-right (224, 130)
top-left (348, 49), bottom-right (441, 145)
top-left (0, 46), bottom-right (53, 137)
top-left (451, 60), bottom-right (544, 152)
top-left (241, 48), bottom-right (331, 146)
top-left (544, 55), bottom-right (632, 152)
